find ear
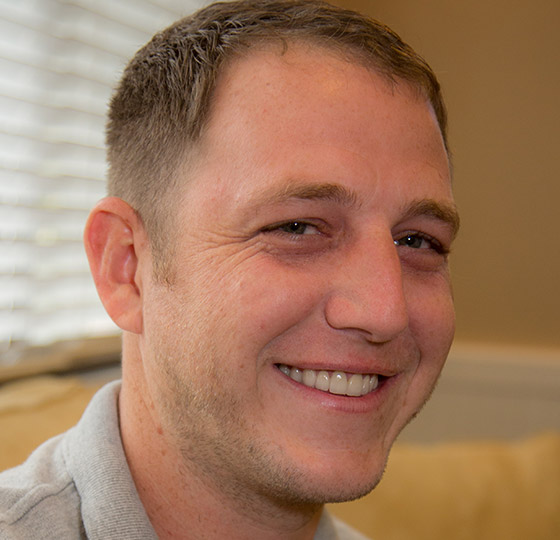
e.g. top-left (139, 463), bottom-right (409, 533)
top-left (84, 197), bottom-right (149, 334)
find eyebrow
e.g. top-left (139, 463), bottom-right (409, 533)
top-left (248, 182), bottom-right (360, 209)
top-left (247, 181), bottom-right (460, 237)
top-left (401, 199), bottom-right (461, 239)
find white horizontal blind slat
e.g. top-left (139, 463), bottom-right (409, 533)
top-left (0, 0), bottom-right (204, 362)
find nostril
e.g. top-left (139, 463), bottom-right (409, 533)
top-left (324, 290), bottom-right (408, 343)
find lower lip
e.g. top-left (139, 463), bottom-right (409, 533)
top-left (274, 365), bottom-right (397, 414)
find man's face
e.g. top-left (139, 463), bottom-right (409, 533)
top-left (139, 45), bottom-right (458, 506)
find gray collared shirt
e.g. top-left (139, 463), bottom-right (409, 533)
top-left (0, 381), bottom-right (370, 539)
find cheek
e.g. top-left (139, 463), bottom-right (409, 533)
top-left (395, 281), bottom-right (454, 424)
top-left (229, 266), bottom-right (323, 346)
top-left (406, 275), bottom-right (455, 360)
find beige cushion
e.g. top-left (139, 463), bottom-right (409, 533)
top-left (329, 433), bottom-right (560, 540)
top-left (0, 376), bottom-right (98, 471)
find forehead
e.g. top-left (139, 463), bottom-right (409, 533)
top-left (187, 43), bottom-right (452, 212)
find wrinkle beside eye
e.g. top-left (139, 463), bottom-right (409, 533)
top-left (192, 229), bottom-right (269, 265)
top-left (186, 225), bottom-right (258, 249)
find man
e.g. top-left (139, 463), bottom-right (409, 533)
top-left (0, 0), bottom-right (460, 538)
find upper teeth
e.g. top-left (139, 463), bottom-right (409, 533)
top-left (278, 364), bottom-right (379, 397)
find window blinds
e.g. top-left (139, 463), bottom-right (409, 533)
top-left (0, 0), bottom-right (204, 377)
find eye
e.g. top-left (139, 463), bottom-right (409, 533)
top-left (262, 220), bottom-right (321, 236)
top-left (394, 233), bottom-right (447, 255)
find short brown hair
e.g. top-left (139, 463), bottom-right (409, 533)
top-left (106, 0), bottom-right (447, 271)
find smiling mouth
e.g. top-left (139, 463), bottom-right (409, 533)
top-left (276, 364), bottom-right (383, 397)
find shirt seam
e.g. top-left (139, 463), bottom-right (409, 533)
top-left (0, 478), bottom-right (77, 526)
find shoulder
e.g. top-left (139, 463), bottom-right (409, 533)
top-left (316, 510), bottom-right (372, 540)
top-left (0, 432), bottom-right (85, 539)
top-left (332, 516), bottom-right (372, 540)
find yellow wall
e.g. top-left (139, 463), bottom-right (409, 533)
top-left (334, 0), bottom-right (560, 349)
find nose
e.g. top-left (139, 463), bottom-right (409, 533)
top-left (324, 233), bottom-right (409, 343)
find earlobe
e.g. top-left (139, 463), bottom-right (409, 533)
top-left (84, 197), bottom-right (148, 334)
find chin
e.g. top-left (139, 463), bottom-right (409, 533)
top-left (272, 472), bottom-right (385, 509)
top-left (317, 476), bottom-right (384, 504)
top-left (261, 451), bottom-right (389, 508)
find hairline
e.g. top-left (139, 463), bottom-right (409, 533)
top-left (172, 36), bottom-right (449, 199)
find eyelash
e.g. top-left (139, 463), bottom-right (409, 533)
top-left (394, 232), bottom-right (448, 255)
top-left (260, 220), bottom-right (322, 237)
top-left (261, 221), bottom-right (448, 255)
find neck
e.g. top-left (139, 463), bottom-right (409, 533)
top-left (118, 348), bottom-right (323, 540)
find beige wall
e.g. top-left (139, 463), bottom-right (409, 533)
top-left (334, 0), bottom-right (560, 350)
